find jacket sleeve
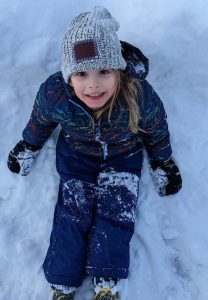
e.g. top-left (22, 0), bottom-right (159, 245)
top-left (22, 81), bottom-right (58, 147)
top-left (138, 80), bottom-right (172, 161)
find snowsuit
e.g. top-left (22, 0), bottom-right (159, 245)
top-left (22, 41), bottom-right (172, 287)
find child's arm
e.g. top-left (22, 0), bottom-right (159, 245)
top-left (22, 82), bottom-right (59, 147)
top-left (139, 80), bottom-right (172, 161)
top-left (139, 80), bottom-right (182, 196)
top-left (8, 81), bottom-right (59, 175)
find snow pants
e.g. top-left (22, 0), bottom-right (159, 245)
top-left (43, 132), bottom-right (143, 287)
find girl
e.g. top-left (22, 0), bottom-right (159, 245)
top-left (7, 6), bottom-right (182, 300)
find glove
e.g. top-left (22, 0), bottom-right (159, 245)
top-left (149, 157), bottom-right (182, 196)
top-left (7, 140), bottom-right (41, 176)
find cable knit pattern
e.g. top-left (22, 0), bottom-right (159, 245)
top-left (61, 7), bottom-right (126, 82)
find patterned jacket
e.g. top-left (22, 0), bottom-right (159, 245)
top-left (22, 41), bottom-right (172, 161)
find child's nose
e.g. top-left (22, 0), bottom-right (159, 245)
top-left (88, 76), bottom-right (100, 89)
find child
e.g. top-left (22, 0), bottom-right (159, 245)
top-left (7, 6), bottom-right (182, 300)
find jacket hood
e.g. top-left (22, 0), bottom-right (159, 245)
top-left (121, 41), bottom-right (149, 80)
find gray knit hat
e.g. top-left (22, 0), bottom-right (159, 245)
top-left (61, 6), bottom-right (127, 83)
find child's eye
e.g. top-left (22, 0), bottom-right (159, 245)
top-left (75, 72), bottom-right (87, 77)
top-left (99, 69), bottom-right (111, 75)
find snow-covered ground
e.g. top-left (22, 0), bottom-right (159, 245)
top-left (1, 0), bottom-right (208, 299)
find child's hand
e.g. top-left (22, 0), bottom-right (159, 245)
top-left (149, 158), bottom-right (182, 197)
top-left (7, 140), bottom-right (41, 176)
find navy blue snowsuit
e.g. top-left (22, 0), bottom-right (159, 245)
top-left (22, 41), bottom-right (172, 287)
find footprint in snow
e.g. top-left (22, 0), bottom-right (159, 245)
top-left (162, 227), bottom-right (180, 245)
top-left (169, 254), bottom-right (191, 281)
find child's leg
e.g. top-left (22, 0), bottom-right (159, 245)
top-left (86, 170), bottom-right (140, 280)
top-left (43, 178), bottom-right (96, 288)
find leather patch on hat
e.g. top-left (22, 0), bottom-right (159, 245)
top-left (74, 40), bottom-right (98, 62)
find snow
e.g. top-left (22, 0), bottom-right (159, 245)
top-left (0, 0), bottom-right (208, 299)
top-left (98, 171), bottom-right (139, 198)
top-left (149, 167), bottom-right (169, 196)
top-left (14, 148), bottom-right (41, 176)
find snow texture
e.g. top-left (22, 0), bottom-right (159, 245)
top-left (63, 179), bottom-right (95, 224)
top-left (16, 149), bottom-right (40, 176)
top-left (51, 284), bottom-right (76, 295)
top-left (149, 167), bottom-right (168, 196)
top-left (1, 0), bottom-right (208, 300)
top-left (97, 171), bottom-right (139, 223)
top-left (63, 172), bottom-right (139, 224)
top-left (94, 278), bottom-right (121, 296)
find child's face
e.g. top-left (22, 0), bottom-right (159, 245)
top-left (70, 69), bottom-right (117, 110)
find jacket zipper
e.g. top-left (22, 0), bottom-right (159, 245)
top-left (94, 122), bottom-right (108, 160)
top-left (68, 99), bottom-right (108, 160)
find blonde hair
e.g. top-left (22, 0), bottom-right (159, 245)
top-left (93, 70), bottom-right (141, 133)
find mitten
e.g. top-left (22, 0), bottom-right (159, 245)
top-left (149, 157), bottom-right (182, 196)
top-left (7, 140), bottom-right (41, 176)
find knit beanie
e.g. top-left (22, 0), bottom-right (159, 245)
top-left (61, 6), bottom-right (127, 83)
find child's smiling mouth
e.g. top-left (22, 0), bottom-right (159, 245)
top-left (85, 92), bottom-right (105, 100)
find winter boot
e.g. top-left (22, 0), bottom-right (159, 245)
top-left (52, 288), bottom-right (75, 300)
top-left (93, 278), bottom-right (119, 300)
